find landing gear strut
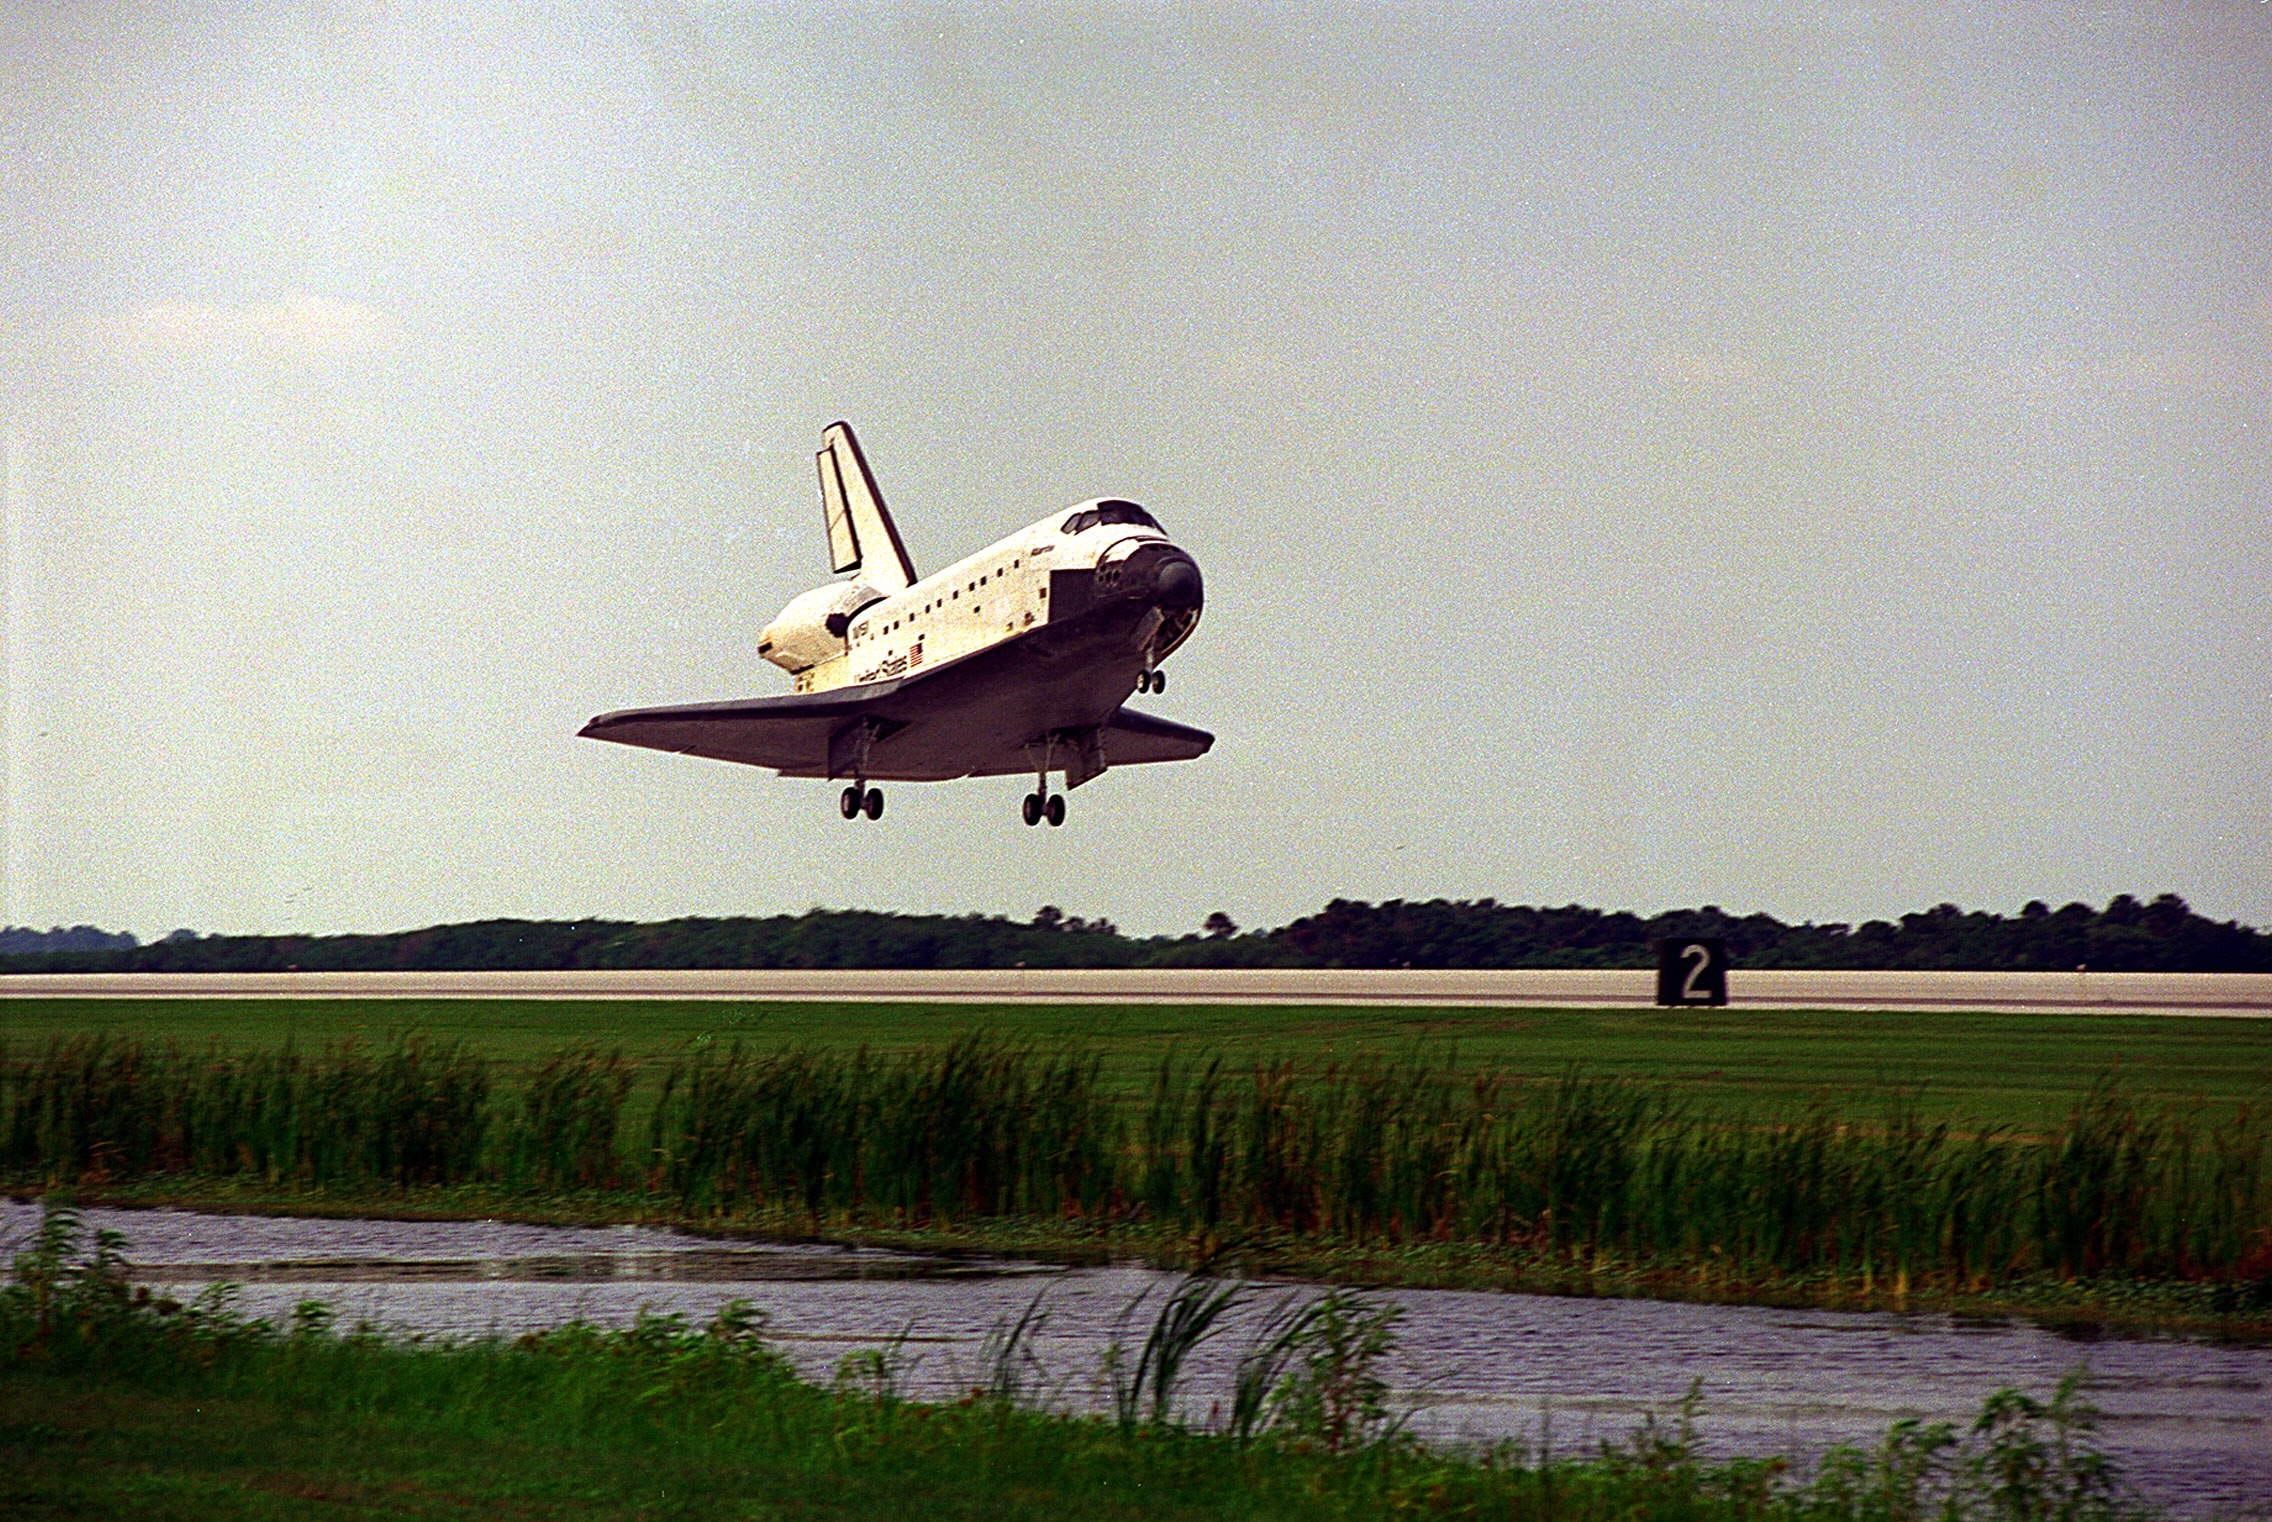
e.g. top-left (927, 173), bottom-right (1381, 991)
top-left (1021, 751), bottom-right (1066, 828)
top-left (833, 719), bottom-right (885, 821)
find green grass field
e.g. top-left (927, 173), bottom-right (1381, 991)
top-left (8, 1000), bottom-right (2270, 1330)
top-left (5, 997), bottom-right (2267, 1128)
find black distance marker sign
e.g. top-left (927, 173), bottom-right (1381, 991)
top-left (1655, 938), bottom-right (1728, 1007)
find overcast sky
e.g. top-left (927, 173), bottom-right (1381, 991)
top-left (4, 3), bottom-right (2267, 940)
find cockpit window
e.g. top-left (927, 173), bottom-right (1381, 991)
top-left (1061, 500), bottom-right (1162, 535)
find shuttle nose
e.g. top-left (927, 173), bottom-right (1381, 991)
top-left (1116, 542), bottom-right (1204, 611)
top-left (1155, 556), bottom-right (1202, 610)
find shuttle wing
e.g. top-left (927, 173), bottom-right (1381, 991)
top-left (580, 688), bottom-right (880, 775)
top-left (581, 675), bottom-right (1211, 783)
top-left (1083, 708), bottom-right (1214, 767)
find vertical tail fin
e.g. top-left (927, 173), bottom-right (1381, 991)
top-left (817, 421), bottom-right (916, 592)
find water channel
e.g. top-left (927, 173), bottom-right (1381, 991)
top-left (5, 1203), bottom-right (2264, 1516)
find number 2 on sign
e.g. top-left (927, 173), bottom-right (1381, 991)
top-left (1681, 943), bottom-right (1713, 1002)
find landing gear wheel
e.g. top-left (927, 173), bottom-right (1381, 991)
top-left (1021, 793), bottom-right (1043, 827)
top-left (1044, 794), bottom-right (1066, 828)
top-left (862, 787), bottom-right (884, 820)
top-left (1150, 670), bottom-right (1167, 694)
top-left (839, 785), bottom-right (862, 820)
top-left (1135, 670), bottom-right (1154, 694)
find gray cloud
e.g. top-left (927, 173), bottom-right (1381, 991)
top-left (4, 4), bottom-right (2267, 939)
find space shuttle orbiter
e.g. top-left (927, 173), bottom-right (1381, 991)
top-left (580, 422), bottom-right (1209, 826)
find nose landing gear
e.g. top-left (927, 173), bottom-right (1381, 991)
top-left (839, 784), bottom-right (883, 820)
top-left (1135, 668), bottom-right (1167, 695)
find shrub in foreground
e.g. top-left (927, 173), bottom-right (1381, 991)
top-left (1, 1206), bottom-right (2159, 1522)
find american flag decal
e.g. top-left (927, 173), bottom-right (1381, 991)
top-left (909, 641), bottom-right (923, 668)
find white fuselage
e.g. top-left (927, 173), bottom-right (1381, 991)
top-left (782, 502), bottom-right (1180, 696)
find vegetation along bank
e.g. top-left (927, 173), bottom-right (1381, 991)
top-left (1, 1207), bottom-right (2174, 1522)
top-left (6, 1035), bottom-right (2267, 1332)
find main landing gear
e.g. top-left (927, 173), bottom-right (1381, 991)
top-left (1021, 736), bottom-right (1067, 827)
top-left (1135, 668), bottom-right (1167, 694)
top-left (839, 784), bottom-right (883, 821)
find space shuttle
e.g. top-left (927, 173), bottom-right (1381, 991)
top-left (580, 422), bottom-right (1210, 825)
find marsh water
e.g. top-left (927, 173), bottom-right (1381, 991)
top-left (5, 1203), bottom-right (2264, 1516)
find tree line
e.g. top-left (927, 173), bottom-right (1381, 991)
top-left (0, 925), bottom-right (138, 957)
top-left (2, 892), bottom-right (2266, 974)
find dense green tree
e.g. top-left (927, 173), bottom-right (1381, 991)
top-left (5, 896), bottom-right (2267, 976)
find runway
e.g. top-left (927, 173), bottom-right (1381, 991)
top-left (4, 968), bottom-right (2269, 1017)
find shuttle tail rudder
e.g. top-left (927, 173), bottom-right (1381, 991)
top-left (817, 421), bottom-right (916, 592)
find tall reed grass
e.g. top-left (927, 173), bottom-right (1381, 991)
top-left (5, 1036), bottom-right (2267, 1290)
top-left (0, 1035), bottom-right (490, 1185)
top-left (501, 1046), bottom-right (636, 1190)
top-left (0, 1037), bottom-right (658, 1194)
top-left (643, 1038), bottom-right (1121, 1221)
